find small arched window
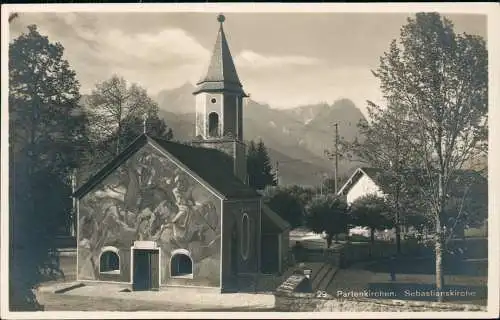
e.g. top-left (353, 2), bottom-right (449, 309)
top-left (208, 112), bottom-right (219, 137)
top-left (241, 213), bottom-right (250, 260)
top-left (171, 249), bottom-right (193, 278)
top-left (99, 247), bottom-right (120, 274)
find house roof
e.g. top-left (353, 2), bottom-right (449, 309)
top-left (337, 166), bottom-right (486, 197)
top-left (337, 167), bottom-right (383, 196)
top-left (193, 15), bottom-right (247, 97)
top-left (73, 134), bottom-right (260, 200)
top-left (261, 204), bottom-right (291, 234)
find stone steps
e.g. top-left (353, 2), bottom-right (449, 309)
top-left (317, 265), bottom-right (338, 293)
top-left (310, 263), bottom-right (330, 291)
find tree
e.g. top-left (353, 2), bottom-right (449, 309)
top-left (350, 195), bottom-right (394, 245)
top-left (262, 186), bottom-right (304, 228)
top-left (120, 112), bottom-right (174, 145)
top-left (247, 139), bottom-right (277, 190)
top-left (305, 195), bottom-right (350, 247)
top-left (9, 12), bottom-right (19, 23)
top-left (246, 140), bottom-right (258, 185)
top-left (319, 174), bottom-right (350, 196)
top-left (9, 25), bottom-right (88, 176)
top-left (442, 171), bottom-right (487, 240)
top-left (372, 13), bottom-right (487, 300)
top-left (85, 75), bottom-right (172, 162)
top-left (9, 25), bottom-right (87, 310)
top-left (283, 184), bottom-right (316, 208)
top-left (340, 101), bottom-right (418, 253)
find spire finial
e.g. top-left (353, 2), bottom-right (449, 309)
top-left (217, 13), bottom-right (225, 26)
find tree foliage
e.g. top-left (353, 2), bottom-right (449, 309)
top-left (305, 195), bottom-right (350, 247)
top-left (9, 25), bottom-right (88, 176)
top-left (9, 25), bottom-right (87, 310)
top-left (442, 171), bottom-right (488, 238)
top-left (350, 194), bottom-right (394, 244)
top-left (282, 184), bottom-right (316, 208)
top-left (83, 75), bottom-right (173, 173)
top-left (247, 139), bottom-right (277, 190)
top-left (340, 102), bottom-right (418, 252)
top-left (369, 12), bottom-right (488, 298)
top-left (262, 186), bottom-right (304, 228)
top-left (316, 174), bottom-right (350, 196)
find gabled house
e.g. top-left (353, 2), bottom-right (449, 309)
top-left (338, 166), bottom-right (487, 206)
top-left (337, 166), bottom-right (487, 236)
top-left (73, 14), bottom-right (290, 293)
top-left (337, 167), bottom-right (385, 205)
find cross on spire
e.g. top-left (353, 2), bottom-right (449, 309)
top-left (217, 13), bottom-right (225, 26)
top-left (193, 13), bottom-right (247, 97)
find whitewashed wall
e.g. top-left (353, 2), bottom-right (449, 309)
top-left (346, 174), bottom-right (384, 205)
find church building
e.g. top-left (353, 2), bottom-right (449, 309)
top-left (74, 14), bottom-right (290, 292)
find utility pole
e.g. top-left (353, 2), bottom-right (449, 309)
top-left (143, 113), bottom-right (148, 134)
top-left (319, 173), bottom-right (323, 196)
top-left (71, 168), bottom-right (77, 237)
top-left (334, 123), bottom-right (339, 194)
top-left (275, 161), bottom-right (279, 186)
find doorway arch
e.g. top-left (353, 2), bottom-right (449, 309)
top-left (170, 249), bottom-right (193, 278)
top-left (99, 246), bottom-right (120, 274)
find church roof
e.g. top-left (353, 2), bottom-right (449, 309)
top-left (193, 14), bottom-right (247, 96)
top-left (73, 134), bottom-right (260, 200)
top-left (261, 204), bottom-right (291, 233)
top-left (151, 137), bottom-right (259, 199)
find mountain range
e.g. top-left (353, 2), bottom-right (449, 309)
top-left (156, 83), bottom-right (366, 186)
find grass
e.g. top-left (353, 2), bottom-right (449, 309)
top-left (464, 227), bottom-right (487, 238)
top-left (328, 256), bottom-right (487, 306)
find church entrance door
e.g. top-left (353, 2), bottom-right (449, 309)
top-left (132, 249), bottom-right (160, 291)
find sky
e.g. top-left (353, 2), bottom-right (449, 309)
top-left (9, 11), bottom-right (487, 118)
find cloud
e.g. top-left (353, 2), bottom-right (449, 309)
top-left (235, 50), bottom-right (322, 69)
top-left (100, 29), bottom-right (210, 66)
top-left (239, 66), bottom-right (383, 119)
top-left (8, 12), bottom-right (382, 118)
top-left (9, 13), bottom-right (211, 95)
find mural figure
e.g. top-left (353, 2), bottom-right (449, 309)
top-left (77, 147), bottom-right (222, 283)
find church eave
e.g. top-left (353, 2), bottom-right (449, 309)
top-left (192, 83), bottom-right (248, 97)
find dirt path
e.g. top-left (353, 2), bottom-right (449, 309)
top-left (37, 292), bottom-right (275, 312)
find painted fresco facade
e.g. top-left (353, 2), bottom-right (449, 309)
top-left (77, 144), bottom-right (222, 287)
top-left (75, 14), bottom-right (290, 292)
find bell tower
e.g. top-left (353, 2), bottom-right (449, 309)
top-left (192, 14), bottom-right (248, 184)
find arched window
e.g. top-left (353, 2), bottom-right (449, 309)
top-left (99, 247), bottom-right (120, 274)
top-left (241, 213), bottom-right (250, 260)
top-left (208, 112), bottom-right (219, 137)
top-left (170, 249), bottom-right (193, 278)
